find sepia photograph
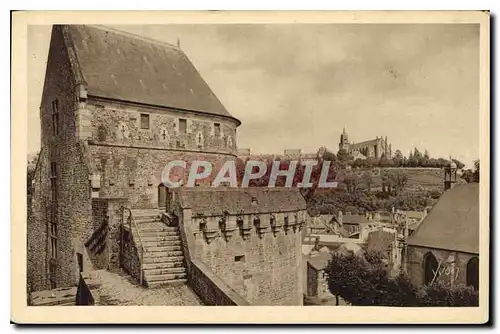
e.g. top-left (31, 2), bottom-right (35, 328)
top-left (11, 10), bottom-right (490, 324)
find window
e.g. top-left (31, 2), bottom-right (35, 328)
top-left (466, 257), bottom-right (479, 290)
top-left (140, 113), bottom-right (150, 129)
top-left (214, 123), bottom-right (221, 137)
top-left (50, 163), bottom-right (58, 202)
top-left (179, 119), bottom-right (187, 134)
top-left (196, 132), bottom-right (204, 149)
top-left (423, 252), bottom-right (438, 285)
top-left (50, 224), bottom-right (58, 259)
top-left (51, 99), bottom-right (59, 136)
top-left (235, 255), bottom-right (245, 262)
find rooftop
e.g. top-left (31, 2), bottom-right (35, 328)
top-left (62, 25), bottom-right (239, 123)
top-left (407, 183), bottom-right (479, 254)
top-left (174, 187), bottom-right (307, 216)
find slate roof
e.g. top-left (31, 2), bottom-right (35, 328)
top-left (174, 187), bottom-right (307, 216)
top-left (308, 252), bottom-right (331, 271)
top-left (407, 183), bottom-right (479, 254)
top-left (63, 25), bottom-right (238, 121)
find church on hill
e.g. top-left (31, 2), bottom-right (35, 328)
top-left (338, 128), bottom-right (392, 159)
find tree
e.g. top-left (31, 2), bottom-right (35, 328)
top-left (361, 172), bottom-right (373, 191)
top-left (337, 148), bottom-right (352, 162)
top-left (474, 159), bottom-right (480, 182)
top-left (392, 149), bottom-right (404, 167)
top-left (340, 171), bottom-right (362, 195)
top-left (322, 151), bottom-right (337, 162)
top-left (392, 170), bottom-right (409, 194)
top-left (325, 251), bottom-right (479, 307)
top-left (378, 154), bottom-right (393, 167)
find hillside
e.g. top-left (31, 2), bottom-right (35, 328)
top-left (373, 167), bottom-right (445, 191)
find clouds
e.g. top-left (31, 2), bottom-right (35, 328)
top-left (28, 23), bottom-right (480, 166)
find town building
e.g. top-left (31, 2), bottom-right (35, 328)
top-left (27, 25), bottom-right (307, 305)
top-left (338, 127), bottom-right (392, 159)
top-left (405, 183), bottom-right (479, 289)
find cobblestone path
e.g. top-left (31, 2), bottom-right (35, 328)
top-left (94, 270), bottom-right (203, 306)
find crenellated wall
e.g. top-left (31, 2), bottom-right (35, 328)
top-left (181, 209), bottom-right (306, 305)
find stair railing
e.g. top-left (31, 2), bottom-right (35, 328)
top-left (121, 206), bottom-right (145, 286)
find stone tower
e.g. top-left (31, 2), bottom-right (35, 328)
top-left (339, 127), bottom-right (350, 152)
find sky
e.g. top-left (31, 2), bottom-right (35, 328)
top-left (27, 24), bottom-right (480, 167)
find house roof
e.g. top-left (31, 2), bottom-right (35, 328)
top-left (342, 214), bottom-right (370, 225)
top-left (308, 252), bottom-right (331, 271)
top-left (174, 187), bottom-right (307, 216)
top-left (63, 25), bottom-right (238, 122)
top-left (407, 183), bottom-right (479, 254)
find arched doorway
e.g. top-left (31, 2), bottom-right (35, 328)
top-left (423, 252), bottom-right (438, 285)
top-left (158, 184), bottom-right (169, 209)
top-left (466, 257), bottom-right (479, 290)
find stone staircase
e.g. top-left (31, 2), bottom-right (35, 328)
top-left (131, 210), bottom-right (187, 288)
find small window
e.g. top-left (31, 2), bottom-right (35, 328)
top-left (50, 162), bottom-right (57, 178)
top-left (77, 253), bottom-right (84, 273)
top-left (140, 114), bottom-right (150, 129)
top-left (235, 255), bottom-right (245, 262)
top-left (179, 119), bottom-right (187, 134)
top-left (214, 123), bottom-right (221, 137)
top-left (51, 99), bottom-right (59, 136)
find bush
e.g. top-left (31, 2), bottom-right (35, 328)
top-left (325, 252), bottom-right (479, 307)
top-left (419, 281), bottom-right (479, 307)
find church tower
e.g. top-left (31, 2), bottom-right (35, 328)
top-left (339, 127), bottom-right (350, 152)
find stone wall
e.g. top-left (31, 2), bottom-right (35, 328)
top-left (306, 263), bottom-right (318, 296)
top-left (189, 259), bottom-right (249, 306)
top-left (407, 245), bottom-right (479, 287)
top-left (30, 25), bottom-right (94, 290)
top-left (89, 198), bottom-right (128, 270)
top-left (89, 145), bottom-right (233, 209)
top-left (183, 210), bottom-right (305, 305)
top-left (27, 148), bottom-right (50, 292)
top-left (80, 97), bottom-right (238, 209)
top-left (86, 99), bottom-right (238, 155)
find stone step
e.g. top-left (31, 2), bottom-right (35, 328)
top-left (137, 222), bottom-right (179, 232)
top-left (144, 272), bottom-right (187, 282)
top-left (142, 261), bottom-right (185, 270)
top-left (140, 235), bottom-right (180, 242)
top-left (139, 230), bottom-right (179, 237)
top-left (145, 279), bottom-right (187, 288)
top-left (142, 255), bottom-right (184, 264)
top-left (144, 250), bottom-right (184, 258)
top-left (144, 245), bottom-right (182, 252)
top-left (131, 209), bottom-right (162, 217)
top-left (141, 239), bottom-right (181, 247)
top-left (143, 266), bottom-right (186, 276)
